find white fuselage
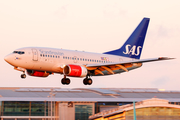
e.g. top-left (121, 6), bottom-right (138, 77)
top-left (4, 18), bottom-right (172, 85)
top-left (5, 47), bottom-right (133, 74)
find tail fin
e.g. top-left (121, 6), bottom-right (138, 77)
top-left (104, 18), bottom-right (150, 59)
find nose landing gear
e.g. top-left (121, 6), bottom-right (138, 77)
top-left (21, 74), bottom-right (26, 78)
top-left (21, 71), bottom-right (26, 79)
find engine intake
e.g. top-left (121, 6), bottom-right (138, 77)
top-left (27, 70), bottom-right (50, 77)
top-left (63, 65), bottom-right (88, 77)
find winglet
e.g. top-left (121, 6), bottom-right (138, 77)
top-left (158, 57), bottom-right (175, 60)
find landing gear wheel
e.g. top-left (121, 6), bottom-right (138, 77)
top-left (65, 78), bottom-right (70, 85)
top-left (61, 78), bottom-right (71, 85)
top-left (83, 78), bottom-right (92, 85)
top-left (83, 78), bottom-right (88, 85)
top-left (87, 78), bottom-right (92, 85)
top-left (21, 74), bottom-right (26, 79)
top-left (61, 78), bottom-right (66, 84)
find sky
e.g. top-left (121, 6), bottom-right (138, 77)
top-left (0, 0), bottom-right (180, 90)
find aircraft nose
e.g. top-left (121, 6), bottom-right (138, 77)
top-left (4, 54), bottom-right (12, 64)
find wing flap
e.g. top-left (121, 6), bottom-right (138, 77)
top-left (116, 64), bottom-right (128, 72)
top-left (101, 66), bottom-right (114, 74)
top-left (85, 57), bottom-right (174, 76)
top-left (95, 69), bottom-right (104, 75)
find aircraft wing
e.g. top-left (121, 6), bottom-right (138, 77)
top-left (85, 57), bottom-right (174, 75)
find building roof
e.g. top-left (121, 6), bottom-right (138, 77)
top-left (89, 98), bottom-right (180, 119)
top-left (0, 87), bottom-right (180, 102)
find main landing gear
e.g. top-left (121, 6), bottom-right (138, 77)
top-left (61, 75), bottom-right (93, 85)
top-left (61, 75), bottom-right (71, 85)
top-left (83, 77), bottom-right (92, 85)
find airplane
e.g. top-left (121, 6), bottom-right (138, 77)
top-left (4, 18), bottom-right (174, 85)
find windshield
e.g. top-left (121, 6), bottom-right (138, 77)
top-left (13, 51), bottom-right (25, 55)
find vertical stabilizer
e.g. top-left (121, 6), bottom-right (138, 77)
top-left (104, 18), bottom-right (150, 59)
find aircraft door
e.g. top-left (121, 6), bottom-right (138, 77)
top-left (73, 56), bottom-right (77, 63)
top-left (32, 49), bottom-right (38, 61)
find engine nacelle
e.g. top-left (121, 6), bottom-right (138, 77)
top-left (27, 70), bottom-right (50, 77)
top-left (63, 65), bottom-right (88, 77)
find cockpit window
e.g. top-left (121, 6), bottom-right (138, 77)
top-left (13, 51), bottom-right (25, 54)
top-left (13, 51), bottom-right (18, 53)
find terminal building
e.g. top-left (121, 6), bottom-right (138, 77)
top-left (0, 87), bottom-right (180, 120)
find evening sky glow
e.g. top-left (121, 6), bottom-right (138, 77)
top-left (0, 0), bottom-right (180, 90)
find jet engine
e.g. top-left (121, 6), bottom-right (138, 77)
top-left (27, 70), bottom-right (51, 77)
top-left (63, 64), bottom-right (88, 77)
